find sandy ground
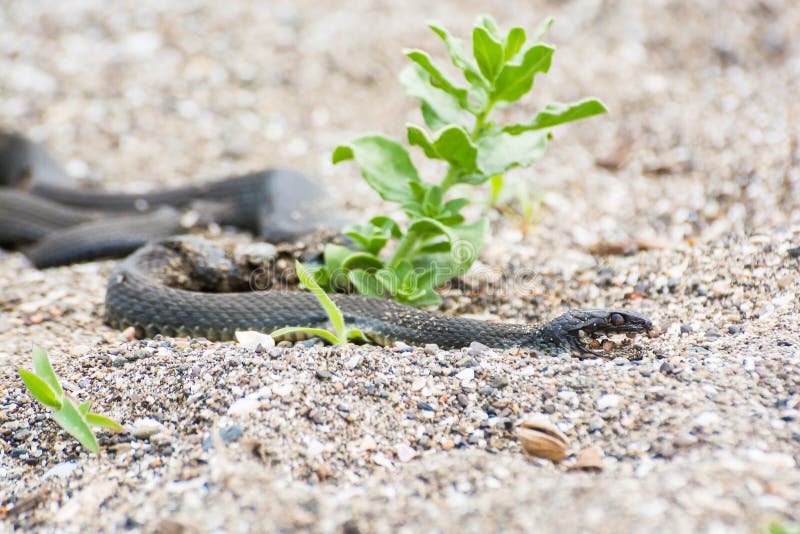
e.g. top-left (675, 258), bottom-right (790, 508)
top-left (1, 0), bottom-right (799, 532)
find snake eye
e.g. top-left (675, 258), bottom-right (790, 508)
top-left (610, 313), bottom-right (625, 326)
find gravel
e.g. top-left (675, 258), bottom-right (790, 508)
top-left (1, 0), bottom-right (800, 532)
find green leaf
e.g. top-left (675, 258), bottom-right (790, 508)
top-left (332, 135), bottom-right (420, 203)
top-left (85, 413), bottom-right (123, 432)
top-left (344, 218), bottom-right (399, 256)
top-left (489, 174), bottom-right (504, 204)
top-left (408, 181), bottom-right (429, 202)
top-left (433, 126), bottom-right (478, 172)
top-left (295, 261), bottom-right (346, 341)
top-left (406, 217), bottom-right (452, 240)
top-left (403, 288), bottom-right (442, 307)
top-left (410, 217), bottom-right (488, 288)
top-left (477, 130), bottom-right (549, 175)
top-left (401, 65), bottom-right (468, 130)
top-left (52, 396), bottom-right (99, 453)
top-left (323, 244), bottom-right (352, 290)
top-left (492, 44), bottom-right (554, 104)
top-left (407, 124), bottom-right (478, 172)
top-left (531, 16), bottom-right (555, 42)
top-left (369, 216), bottom-right (402, 238)
top-left (33, 345), bottom-right (63, 398)
top-left (418, 240), bottom-right (452, 254)
top-left (476, 15), bottom-right (502, 41)
top-left (348, 270), bottom-right (386, 298)
top-left (346, 328), bottom-right (370, 343)
top-left (18, 369), bottom-right (62, 409)
top-left (269, 327), bottom-right (343, 346)
top-left (423, 186), bottom-right (444, 215)
top-left (79, 400), bottom-right (91, 415)
top-left (503, 99), bottom-right (608, 134)
top-left (407, 124), bottom-right (437, 159)
top-left (472, 26), bottom-right (504, 83)
top-left (504, 27), bottom-right (526, 61)
top-left (428, 21), bottom-right (486, 88)
top-left (404, 49), bottom-right (470, 108)
top-left (448, 217), bottom-right (489, 271)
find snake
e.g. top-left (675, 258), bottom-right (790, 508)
top-left (1, 132), bottom-right (654, 353)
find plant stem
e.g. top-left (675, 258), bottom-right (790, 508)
top-left (440, 166), bottom-right (461, 192)
top-left (388, 231), bottom-right (419, 268)
top-left (471, 97), bottom-right (495, 137)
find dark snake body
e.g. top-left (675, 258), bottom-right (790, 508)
top-left (2, 132), bottom-right (654, 352)
top-left (104, 238), bottom-right (653, 352)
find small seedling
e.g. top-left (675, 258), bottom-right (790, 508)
top-left (18, 346), bottom-right (122, 453)
top-left (270, 261), bottom-right (368, 346)
top-left (322, 14), bottom-right (607, 306)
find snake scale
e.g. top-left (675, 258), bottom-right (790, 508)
top-left (1, 132), bottom-right (654, 353)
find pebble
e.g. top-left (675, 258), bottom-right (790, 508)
top-left (315, 369), bottom-right (333, 380)
top-left (235, 331), bottom-right (276, 351)
top-left (70, 345), bottom-right (90, 357)
top-left (597, 394), bottom-right (622, 410)
top-left (395, 444), bottom-right (416, 463)
top-left (129, 418), bottom-right (165, 439)
top-left (468, 341), bottom-right (490, 356)
top-left (424, 344), bottom-right (439, 355)
top-left (455, 368), bottom-right (474, 383)
top-left (219, 425), bottom-right (244, 442)
top-left (345, 353), bottom-right (363, 369)
top-left (228, 397), bottom-right (260, 417)
top-left (43, 462), bottom-right (78, 479)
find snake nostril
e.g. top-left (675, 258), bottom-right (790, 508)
top-left (610, 313), bottom-right (625, 326)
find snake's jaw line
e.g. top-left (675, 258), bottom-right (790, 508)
top-left (537, 308), bottom-right (654, 356)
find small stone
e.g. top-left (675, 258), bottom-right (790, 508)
top-left (424, 344), bottom-right (439, 355)
top-left (596, 394), bottom-right (621, 410)
top-left (395, 444), bottom-right (416, 463)
top-left (122, 327), bottom-right (137, 341)
top-left (129, 418), bottom-right (165, 439)
top-left (372, 453), bottom-right (394, 468)
top-left (70, 345), bottom-right (90, 357)
top-left (457, 356), bottom-right (477, 368)
top-left (569, 445), bottom-right (604, 471)
top-left (588, 417), bottom-right (605, 432)
top-left (411, 376), bottom-right (427, 391)
top-left (468, 341), bottom-right (490, 356)
top-left (357, 435), bottom-right (377, 453)
top-left (455, 368), bottom-right (474, 383)
top-left (235, 331), bottom-right (276, 351)
top-left (315, 369), bottom-right (333, 380)
top-left (219, 425), bottom-right (244, 442)
top-left (345, 353), bottom-right (363, 369)
top-left (490, 375), bottom-right (509, 389)
top-left (43, 462), bottom-right (78, 479)
top-left (228, 397), bottom-right (260, 417)
top-left (417, 402), bottom-right (434, 412)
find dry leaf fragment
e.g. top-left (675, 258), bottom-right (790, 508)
top-left (516, 416), bottom-right (569, 462)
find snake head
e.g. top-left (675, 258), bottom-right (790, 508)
top-left (540, 309), bottom-right (654, 356)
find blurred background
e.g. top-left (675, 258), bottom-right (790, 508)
top-left (1, 0), bottom-right (798, 251)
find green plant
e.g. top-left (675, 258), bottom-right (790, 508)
top-left (768, 521), bottom-right (800, 534)
top-left (18, 346), bottom-right (122, 453)
top-left (270, 261), bottom-right (367, 346)
top-left (322, 14), bottom-right (606, 306)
